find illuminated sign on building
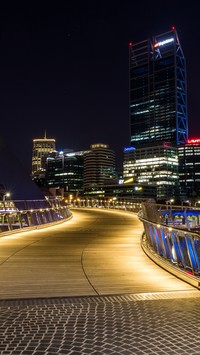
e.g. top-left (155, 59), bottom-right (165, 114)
top-left (124, 146), bottom-right (135, 152)
top-left (154, 38), bottom-right (174, 48)
top-left (187, 139), bottom-right (200, 144)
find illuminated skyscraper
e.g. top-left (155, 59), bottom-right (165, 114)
top-left (45, 149), bottom-right (88, 196)
top-left (83, 144), bottom-right (116, 189)
top-left (32, 132), bottom-right (56, 179)
top-left (178, 139), bottom-right (200, 201)
top-left (126, 28), bottom-right (188, 200)
top-left (129, 27), bottom-right (188, 146)
top-left (123, 143), bottom-right (179, 200)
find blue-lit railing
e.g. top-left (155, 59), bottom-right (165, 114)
top-left (0, 198), bottom-right (72, 234)
top-left (138, 203), bottom-right (200, 288)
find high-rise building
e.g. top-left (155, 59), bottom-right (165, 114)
top-left (45, 149), bottom-right (89, 197)
top-left (123, 143), bottom-right (179, 200)
top-left (83, 144), bottom-right (117, 190)
top-left (129, 27), bottom-right (188, 146)
top-left (178, 138), bottom-right (200, 202)
top-left (126, 27), bottom-right (188, 200)
top-left (32, 132), bottom-right (56, 180)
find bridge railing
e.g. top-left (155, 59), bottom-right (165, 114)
top-left (138, 202), bottom-right (200, 288)
top-left (0, 198), bottom-right (72, 234)
top-left (71, 198), bottom-right (142, 213)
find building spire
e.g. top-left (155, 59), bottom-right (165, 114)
top-left (44, 130), bottom-right (47, 139)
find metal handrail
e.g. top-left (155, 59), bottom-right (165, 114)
top-left (138, 203), bottom-right (200, 288)
top-left (0, 199), bottom-right (72, 235)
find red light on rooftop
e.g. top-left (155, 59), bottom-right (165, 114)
top-left (171, 26), bottom-right (176, 30)
top-left (129, 42), bottom-right (133, 47)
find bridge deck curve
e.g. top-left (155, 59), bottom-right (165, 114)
top-left (0, 208), bottom-right (193, 300)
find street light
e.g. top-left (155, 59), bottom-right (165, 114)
top-left (166, 199), bottom-right (174, 223)
top-left (2, 192), bottom-right (10, 226)
top-left (3, 192), bottom-right (10, 201)
top-left (181, 200), bottom-right (191, 207)
top-left (166, 198), bottom-right (174, 208)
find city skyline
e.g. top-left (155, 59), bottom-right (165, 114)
top-left (0, 2), bottom-right (199, 173)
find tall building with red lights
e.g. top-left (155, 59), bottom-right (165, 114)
top-left (129, 27), bottom-right (188, 146)
top-left (126, 27), bottom-right (188, 200)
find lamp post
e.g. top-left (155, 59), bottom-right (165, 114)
top-left (3, 192), bottom-right (10, 201)
top-left (166, 198), bottom-right (174, 209)
top-left (2, 192), bottom-right (10, 226)
top-left (166, 198), bottom-right (174, 223)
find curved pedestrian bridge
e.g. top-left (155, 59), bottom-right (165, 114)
top-left (0, 208), bottom-right (194, 300)
top-left (0, 208), bottom-right (200, 354)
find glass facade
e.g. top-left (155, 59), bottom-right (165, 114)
top-left (123, 144), bottom-right (179, 200)
top-left (129, 28), bottom-right (188, 146)
top-left (178, 141), bottom-right (200, 200)
top-left (46, 151), bottom-right (85, 193)
top-left (126, 28), bottom-right (188, 201)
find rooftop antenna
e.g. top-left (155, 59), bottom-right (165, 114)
top-left (44, 130), bottom-right (47, 139)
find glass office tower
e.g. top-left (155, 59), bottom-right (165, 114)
top-left (129, 27), bottom-right (188, 146)
top-left (123, 143), bottom-right (179, 200)
top-left (46, 150), bottom-right (86, 195)
top-left (178, 139), bottom-right (200, 202)
top-left (128, 28), bottom-right (188, 201)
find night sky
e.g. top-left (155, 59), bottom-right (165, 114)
top-left (0, 1), bottom-right (199, 174)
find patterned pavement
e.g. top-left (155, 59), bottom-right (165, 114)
top-left (0, 290), bottom-right (200, 355)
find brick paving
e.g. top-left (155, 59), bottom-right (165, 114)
top-left (0, 291), bottom-right (200, 355)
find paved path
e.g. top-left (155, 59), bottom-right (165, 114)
top-left (0, 208), bottom-right (199, 354)
top-left (0, 209), bottom-right (194, 299)
top-left (0, 291), bottom-right (200, 355)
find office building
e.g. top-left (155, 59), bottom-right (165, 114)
top-left (83, 178), bottom-right (156, 199)
top-left (45, 150), bottom-right (88, 197)
top-left (129, 27), bottom-right (188, 146)
top-left (32, 133), bottom-right (56, 179)
top-left (83, 144), bottom-right (117, 190)
top-left (123, 144), bottom-right (179, 200)
top-left (178, 138), bottom-right (200, 201)
top-left (127, 27), bottom-right (188, 200)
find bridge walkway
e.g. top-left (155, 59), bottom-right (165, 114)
top-left (0, 208), bottom-right (199, 354)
